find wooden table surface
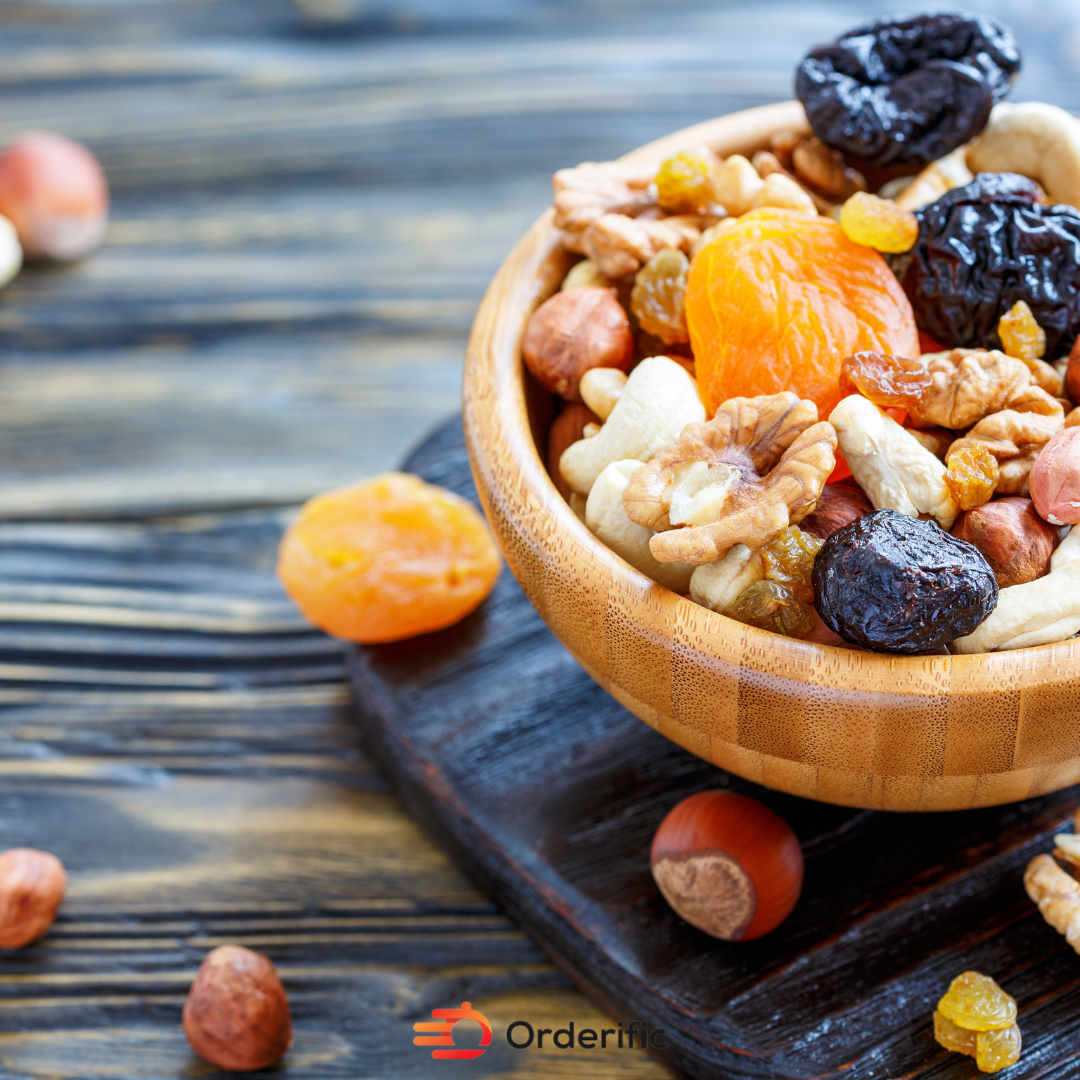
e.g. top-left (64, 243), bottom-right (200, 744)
top-left (2, 1), bottom-right (1080, 1077)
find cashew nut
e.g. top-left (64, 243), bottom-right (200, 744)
top-left (951, 525), bottom-right (1080, 653)
top-left (894, 146), bottom-right (973, 211)
top-left (579, 366), bottom-right (627, 421)
top-left (966, 102), bottom-right (1080, 209)
top-left (830, 395), bottom-right (959, 529)
top-left (559, 356), bottom-right (705, 496)
top-left (689, 545), bottom-right (764, 614)
top-left (585, 460), bottom-right (693, 593)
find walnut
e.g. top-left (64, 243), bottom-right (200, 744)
top-left (551, 161), bottom-right (656, 235)
top-left (751, 150), bottom-right (832, 214)
top-left (622, 393), bottom-right (837, 565)
top-left (947, 408), bottom-right (1065, 495)
top-left (581, 212), bottom-right (704, 279)
top-left (791, 136), bottom-right (866, 201)
top-left (1024, 854), bottom-right (1080, 955)
top-left (910, 349), bottom-right (1061, 430)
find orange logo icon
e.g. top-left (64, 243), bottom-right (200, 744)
top-left (413, 1001), bottom-right (493, 1060)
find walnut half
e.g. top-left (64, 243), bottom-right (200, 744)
top-left (622, 393), bottom-right (837, 565)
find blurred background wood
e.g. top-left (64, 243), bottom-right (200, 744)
top-left (0, 0), bottom-right (1078, 1076)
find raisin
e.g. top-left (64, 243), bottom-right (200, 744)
top-left (890, 173), bottom-right (1080, 357)
top-left (760, 525), bottom-right (823, 603)
top-left (998, 299), bottom-right (1046, 362)
top-left (726, 580), bottom-right (816, 639)
top-left (632, 248), bottom-right (690, 345)
top-left (937, 971), bottom-right (1017, 1033)
top-left (812, 509), bottom-right (998, 653)
top-left (799, 483), bottom-right (873, 541)
top-left (945, 444), bottom-right (999, 511)
top-left (934, 1011), bottom-right (977, 1056)
top-left (795, 14), bottom-right (1020, 169)
top-left (655, 149), bottom-right (719, 214)
top-left (839, 192), bottom-right (918, 253)
top-left (976, 1025), bottom-right (1022, 1073)
top-left (839, 352), bottom-right (933, 409)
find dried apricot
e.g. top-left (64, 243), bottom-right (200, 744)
top-left (655, 149), bottom-right (719, 214)
top-left (839, 191), bottom-right (918, 253)
top-left (839, 352), bottom-right (932, 408)
top-left (277, 473), bottom-right (501, 643)
top-left (999, 299), bottom-right (1046, 362)
top-left (945, 444), bottom-right (999, 511)
top-left (937, 971), bottom-right (1017, 1033)
top-left (686, 208), bottom-right (919, 420)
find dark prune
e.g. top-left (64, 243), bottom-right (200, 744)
top-left (890, 173), bottom-right (1080, 357)
top-left (812, 509), bottom-right (998, 653)
top-left (795, 13), bottom-right (1020, 169)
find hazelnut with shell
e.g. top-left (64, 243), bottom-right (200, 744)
top-left (1031, 426), bottom-right (1080, 525)
top-left (0, 848), bottom-right (66, 949)
top-left (650, 791), bottom-right (803, 941)
top-left (183, 944), bottom-right (292, 1072)
top-left (951, 497), bottom-right (1060, 588)
top-left (0, 133), bottom-right (108, 261)
top-left (522, 286), bottom-right (634, 400)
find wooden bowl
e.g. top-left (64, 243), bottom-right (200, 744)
top-left (463, 101), bottom-right (1080, 813)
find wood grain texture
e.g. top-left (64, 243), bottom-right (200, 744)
top-left (354, 417), bottom-right (1080, 1080)
top-left (463, 103), bottom-right (1080, 813)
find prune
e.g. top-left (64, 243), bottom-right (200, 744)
top-left (795, 14), bottom-right (1020, 169)
top-left (891, 173), bottom-right (1080, 357)
top-left (631, 247), bottom-right (690, 345)
top-left (812, 509), bottom-right (998, 653)
top-left (839, 351), bottom-right (932, 408)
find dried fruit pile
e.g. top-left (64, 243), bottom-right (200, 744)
top-left (531, 10), bottom-right (1080, 663)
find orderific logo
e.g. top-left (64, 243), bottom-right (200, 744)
top-left (413, 1001), bottom-right (493, 1060)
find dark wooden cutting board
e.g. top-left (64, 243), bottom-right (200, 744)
top-left (350, 417), bottom-right (1080, 1080)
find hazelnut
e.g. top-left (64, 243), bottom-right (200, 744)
top-left (0, 848), bottom-right (65, 948)
top-left (797, 483), bottom-right (873, 540)
top-left (522, 286), bottom-right (633, 401)
top-left (183, 944), bottom-right (292, 1072)
top-left (0, 133), bottom-right (108, 261)
top-left (650, 791), bottom-right (803, 941)
top-left (951, 497), bottom-right (1060, 588)
top-left (1031, 427), bottom-right (1080, 525)
top-left (547, 402), bottom-right (599, 501)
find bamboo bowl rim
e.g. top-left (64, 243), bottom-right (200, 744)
top-left (463, 100), bottom-right (1080, 703)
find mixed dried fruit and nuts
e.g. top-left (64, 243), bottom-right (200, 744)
top-left (534, 12), bottom-right (1080, 655)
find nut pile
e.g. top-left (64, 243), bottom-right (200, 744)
top-left (531, 11), bottom-right (1080, 655)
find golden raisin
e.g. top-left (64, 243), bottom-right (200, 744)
top-left (839, 351), bottom-right (933, 408)
top-left (976, 1024), bottom-right (1022, 1073)
top-left (655, 149), bottom-right (720, 214)
top-left (934, 1010), bottom-right (977, 1055)
top-left (945, 444), bottom-right (1000, 511)
top-left (839, 191), bottom-right (919, 253)
top-left (937, 971), bottom-right (1017, 1033)
top-left (277, 473), bottom-right (501, 643)
top-left (727, 580), bottom-right (816, 638)
top-left (631, 248), bottom-right (690, 345)
top-left (760, 525), bottom-right (824, 603)
top-left (999, 299), bottom-right (1046, 362)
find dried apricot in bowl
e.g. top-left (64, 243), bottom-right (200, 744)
top-left (277, 473), bottom-right (501, 643)
top-left (686, 208), bottom-right (919, 420)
